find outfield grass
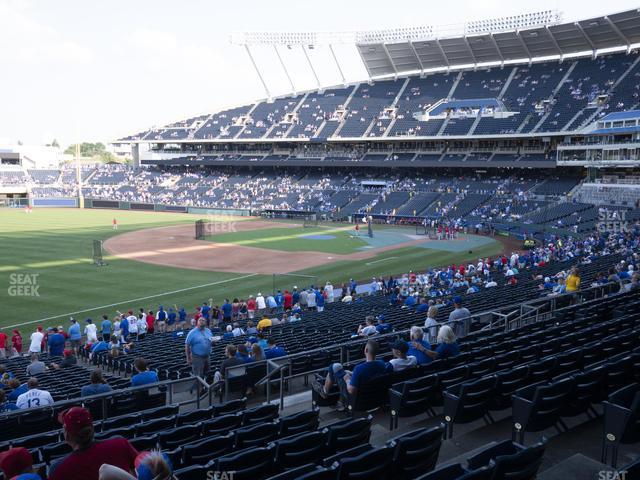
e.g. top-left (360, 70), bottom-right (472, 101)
top-left (205, 226), bottom-right (369, 254)
top-left (0, 209), bottom-right (503, 331)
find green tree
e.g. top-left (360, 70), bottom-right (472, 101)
top-left (64, 142), bottom-right (106, 157)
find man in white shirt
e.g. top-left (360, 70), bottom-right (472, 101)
top-left (84, 319), bottom-right (98, 344)
top-left (136, 315), bottom-right (147, 339)
top-left (325, 282), bottom-right (334, 303)
top-left (29, 327), bottom-right (44, 354)
top-left (16, 378), bottom-right (54, 409)
top-left (231, 323), bottom-right (244, 337)
top-left (388, 341), bottom-right (417, 371)
top-left (256, 293), bottom-right (266, 312)
top-left (126, 312), bottom-right (138, 336)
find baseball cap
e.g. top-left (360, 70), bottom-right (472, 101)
top-left (58, 407), bottom-right (93, 436)
top-left (391, 340), bottom-right (409, 354)
top-left (453, 296), bottom-right (463, 304)
top-left (0, 447), bottom-right (33, 478)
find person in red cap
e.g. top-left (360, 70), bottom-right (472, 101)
top-left (0, 447), bottom-right (40, 479)
top-left (48, 407), bottom-right (138, 480)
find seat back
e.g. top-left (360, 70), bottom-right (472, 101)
top-left (216, 446), bottom-right (275, 480)
top-left (387, 425), bottom-right (444, 477)
top-left (241, 403), bottom-right (279, 425)
top-left (212, 398), bottom-right (246, 416)
top-left (234, 422), bottom-right (279, 449)
top-left (202, 414), bottom-right (242, 436)
top-left (492, 438), bottom-right (547, 480)
top-left (336, 446), bottom-right (393, 479)
top-left (274, 430), bottom-right (326, 469)
top-left (324, 417), bottom-right (372, 452)
top-left (183, 433), bottom-right (233, 465)
top-left (278, 409), bottom-right (320, 437)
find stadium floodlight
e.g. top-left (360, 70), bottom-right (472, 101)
top-left (465, 10), bottom-right (562, 35)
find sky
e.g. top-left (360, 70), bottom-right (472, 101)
top-left (1, 0), bottom-right (639, 146)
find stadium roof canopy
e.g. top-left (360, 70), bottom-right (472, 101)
top-left (357, 9), bottom-right (640, 77)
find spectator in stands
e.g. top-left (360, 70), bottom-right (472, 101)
top-left (0, 389), bottom-right (18, 413)
top-left (81, 369), bottom-right (112, 397)
top-left (26, 353), bottom-right (46, 376)
top-left (246, 321), bottom-right (258, 335)
top-left (375, 315), bottom-right (391, 334)
top-left (100, 451), bottom-right (173, 480)
top-left (213, 344), bottom-right (244, 385)
top-left (388, 341), bottom-right (417, 371)
top-left (185, 317), bottom-right (213, 394)
top-left (222, 325), bottom-right (234, 341)
top-left (414, 325), bottom-right (460, 361)
top-left (264, 338), bottom-right (287, 359)
top-left (68, 319), bottom-right (81, 354)
top-left (250, 343), bottom-right (264, 361)
top-left (16, 378), bottom-right (54, 409)
top-left (407, 326), bottom-right (432, 365)
top-left (231, 322), bottom-right (245, 337)
top-left (100, 315), bottom-right (112, 342)
top-left (85, 319), bottom-right (98, 344)
top-left (318, 340), bottom-right (390, 408)
top-left (356, 316), bottom-right (378, 336)
top-left (6, 378), bottom-right (27, 403)
top-left (167, 307), bottom-right (177, 331)
top-left (155, 306), bottom-right (167, 333)
top-left (136, 314), bottom-right (147, 340)
top-left (89, 340), bottom-right (109, 362)
top-left (221, 299), bottom-right (233, 323)
top-left (0, 329), bottom-right (7, 359)
top-left (11, 329), bottom-right (22, 355)
top-left (247, 295), bottom-right (257, 319)
top-left (28, 326), bottom-right (44, 354)
top-left (566, 266), bottom-right (581, 294)
top-left (0, 447), bottom-right (37, 479)
top-left (257, 316), bottom-right (272, 331)
top-left (130, 358), bottom-right (158, 387)
top-left (48, 407), bottom-right (138, 480)
top-left (256, 293), bottom-right (266, 313)
top-left (59, 349), bottom-right (77, 368)
top-left (424, 306), bottom-right (439, 341)
top-left (448, 296), bottom-right (470, 338)
top-left (47, 327), bottom-right (66, 356)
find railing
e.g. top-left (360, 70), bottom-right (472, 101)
top-left (0, 375), bottom-right (211, 421)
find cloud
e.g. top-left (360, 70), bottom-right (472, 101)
top-left (0, 0), bottom-right (93, 64)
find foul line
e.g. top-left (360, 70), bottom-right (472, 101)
top-left (6, 273), bottom-right (259, 329)
top-left (365, 256), bottom-right (399, 266)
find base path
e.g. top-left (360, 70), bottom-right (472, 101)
top-left (104, 221), bottom-right (517, 274)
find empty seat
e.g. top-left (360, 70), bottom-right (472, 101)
top-left (414, 463), bottom-right (494, 480)
top-left (176, 407), bottom-right (213, 426)
top-left (182, 433), bottom-right (233, 466)
top-left (490, 366), bottom-right (530, 411)
top-left (389, 374), bottom-right (439, 430)
top-left (443, 376), bottom-right (497, 438)
top-left (202, 414), bottom-right (242, 436)
top-left (278, 408), bottom-right (319, 437)
top-left (512, 378), bottom-right (573, 443)
top-left (173, 465), bottom-right (207, 480)
top-left (135, 417), bottom-right (176, 437)
top-left (273, 430), bottom-right (327, 469)
top-left (212, 398), bottom-right (246, 416)
top-left (466, 438), bottom-right (547, 480)
top-left (129, 434), bottom-right (158, 451)
top-left (602, 383), bottom-right (640, 467)
top-left (336, 446), bottom-right (393, 479)
top-left (240, 404), bottom-right (279, 425)
top-left (323, 416), bottom-right (372, 453)
top-left (386, 425), bottom-right (444, 479)
top-left (234, 421), bottom-right (280, 449)
top-left (158, 424), bottom-right (201, 449)
top-left (216, 446), bottom-right (275, 480)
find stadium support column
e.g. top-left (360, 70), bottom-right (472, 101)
top-left (245, 45), bottom-right (271, 100)
top-left (302, 45), bottom-right (321, 90)
top-left (131, 143), bottom-right (140, 170)
top-left (274, 46), bottom-right (296, 95)
top-left (329, 45), bottom-right (346, 86)
top-left (75, 143), bottom-right (84, 209)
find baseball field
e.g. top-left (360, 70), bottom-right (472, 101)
top-left (0, 208), bottom-right (507, 332)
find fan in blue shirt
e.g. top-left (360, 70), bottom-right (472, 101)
top-left (264, 339), bottom-right (287, 359)
top-left (47, 329), bottom-right (66, 356)
top-left (131, 358), bottom-right (159, 387)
